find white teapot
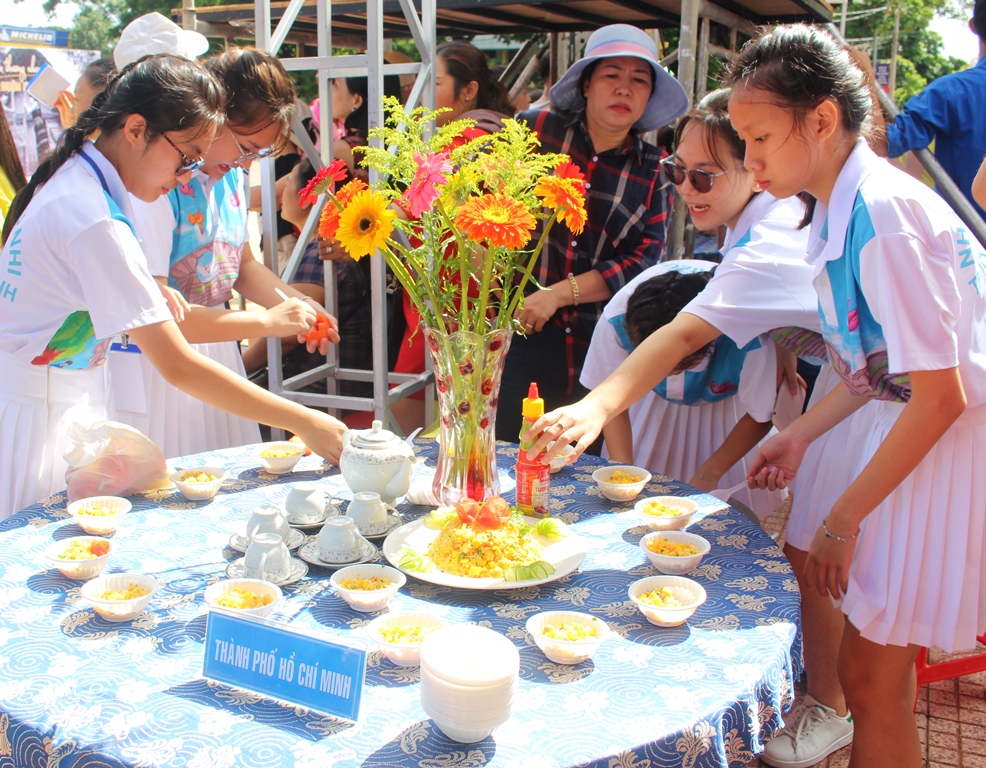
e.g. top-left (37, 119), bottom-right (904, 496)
top-left (339, 420), bottom-right (417, 504)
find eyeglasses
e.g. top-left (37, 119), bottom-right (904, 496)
top-left (229, 129), bottom-right (276, 165)
top-left (661, 159), bottom-right (744, 194)
top-left (161, 133), bottom-right (205, 175)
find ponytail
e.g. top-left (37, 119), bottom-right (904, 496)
top-left (2, 54), bottom-right (224, 245)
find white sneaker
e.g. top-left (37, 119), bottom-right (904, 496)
top-left (761, 694), bottom-right (854, 768)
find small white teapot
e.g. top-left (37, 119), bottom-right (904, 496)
top-left (339, 420), bottom-right (417, 504)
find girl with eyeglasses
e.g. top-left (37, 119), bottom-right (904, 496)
top-left (122, 47), bottom-right (342, 460)
top-left (0, 55), bottom-right (346, 520)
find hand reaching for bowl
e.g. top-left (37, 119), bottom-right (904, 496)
top-left (523, 399), bottom-right (607, 466)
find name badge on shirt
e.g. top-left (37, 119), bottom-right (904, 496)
top-left (108, 337), bottom-right (148, 416)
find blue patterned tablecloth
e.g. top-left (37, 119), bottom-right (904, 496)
top-left (0, 440), bottom-right (802, 768)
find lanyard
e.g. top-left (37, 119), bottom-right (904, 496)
top-left (78, 149), bottom-right (110, 195)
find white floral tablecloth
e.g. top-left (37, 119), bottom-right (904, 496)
top-left (0, 439), bottom-right (802, 768)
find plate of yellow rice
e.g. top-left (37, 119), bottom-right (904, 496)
top-left (382, 514), bottom-right (586, 590)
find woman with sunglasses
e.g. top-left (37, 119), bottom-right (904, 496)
top-left (122, 47), bottom-right (341, 460)
top-left (0, 55), bottom-right (347, 519)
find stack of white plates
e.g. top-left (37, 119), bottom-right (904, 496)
top-left (419, 624), bottom-right (519, 743)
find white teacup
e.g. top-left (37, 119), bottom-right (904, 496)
top-left (243, 533), bottom-right (291, 582)
top-left (318, 517), bottom-right (365, 563)
top-left (347, 491), bottom-right (397, 536)
top-left (285, 482), bottom-right (330, 524)
top-left (246, 504), bottom-right (291, 543)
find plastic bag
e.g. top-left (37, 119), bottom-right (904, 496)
top-left (63, 419), bottom-right (171, 502)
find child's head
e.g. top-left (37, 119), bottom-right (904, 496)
top-left (662, 89), bottom-right (756, 232)
top-left (625, 268), bottom-right (716, 373)
top-left (4, 54), bottom-right (224, 242)
top-left (201, 47), bottom-right (297, 178)
top-left (725, 24), bottom-right (870, 200)
top-left (281, 158), bottom-right (316, 230)
top-left (74, 58), bottom-right (117, 116)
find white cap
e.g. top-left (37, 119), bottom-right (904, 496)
top-left (114, 12), bottom-right (210, 69)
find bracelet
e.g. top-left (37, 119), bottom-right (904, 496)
top-left (822, 517), bottom-right (859, 543)
top-left (567, 273), bottom-right (580, 307)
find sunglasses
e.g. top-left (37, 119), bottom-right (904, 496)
top-left (661, 159), bottom-right (744, 194)
top-left (161, 133), bottom-right (205, 175)
top-left (229, 128), bottom-right (277, 165)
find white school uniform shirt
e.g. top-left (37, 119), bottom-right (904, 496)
top-left (0, 142), bottom-right (170, 365)
top-left (682, 192), bottom-right (822, 353)
top-left (806, 139), bottom-right (986, 413)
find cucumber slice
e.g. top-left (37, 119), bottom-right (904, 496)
top-left (397, 547), bottom-right (429, 572)
top-left (534, 518), bottom-right (569, 540)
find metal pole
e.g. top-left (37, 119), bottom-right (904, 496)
top-left (840, 0), bottom-right (850, 38)
top-left (888, 5), bottom-right (900, 99)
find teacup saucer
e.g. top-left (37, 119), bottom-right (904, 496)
top-left (286, 499), bottom-right (341, 530)
top-left (356, 512), bottom-right (403, 541)
top-left (228, 528), bottom-right (306, 553)
top-left (298, 539), bottom-right (379, 569)
top-left (225, 556), bottom-right (309, 586)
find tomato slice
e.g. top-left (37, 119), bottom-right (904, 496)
top-left (455, 498), bottom-right (479, 524)
top-left (475, 505), bottom-right (501, 528)
top-left (483, 496), bottom-right (511, 522)
top-left (89, 541), bottom-right (109, 557)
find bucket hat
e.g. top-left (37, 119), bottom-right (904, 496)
top-left (549, 24), bottom-right (688, 132)
top-left (114, 12), bottom-right (210, 69)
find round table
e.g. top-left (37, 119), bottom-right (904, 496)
top-left (0, 439), bottom-right (803, 768)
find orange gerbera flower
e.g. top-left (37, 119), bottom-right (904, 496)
top-left (318, 178), bottom-right (368, 241)
top-left (454, 193), bottom-right (537, 249)
top-left (534, 176), bottom-right (587, 235)
top-left (554, 159), bottom-right (587, 193)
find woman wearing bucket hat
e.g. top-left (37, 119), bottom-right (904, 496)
top-left (496, 23), bottom-right (689, 443)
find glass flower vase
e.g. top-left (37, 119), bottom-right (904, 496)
top-left (423, 325), bottom-right (513, 505)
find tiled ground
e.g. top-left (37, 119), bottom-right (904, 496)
top-left (746, 498), bottom-right (986, 767)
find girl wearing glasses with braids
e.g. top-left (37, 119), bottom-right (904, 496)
top-left (0, 55), bottom-right (346, 519)
top-left (124, 48), bottom-right (341, 460)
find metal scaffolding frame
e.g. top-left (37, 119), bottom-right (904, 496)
top-left (246, 0), bottom-right (438, 436)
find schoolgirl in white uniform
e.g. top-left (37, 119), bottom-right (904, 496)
top-left (729, 25), bottom-right (986, 768)
top-left (0, 55), bottom-right (346, 520)
top-left (120, 48), bottom-right (337, 460)
top-left (582, 259), bottom-right (784, 518)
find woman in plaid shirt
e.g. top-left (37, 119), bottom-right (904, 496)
top-left (496, 24), bottom-right (689, 442)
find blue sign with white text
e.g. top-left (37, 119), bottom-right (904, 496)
top-left (203, 611), bottom-right (367, 721)
top-left (0, 25), bottom-right (70, 48)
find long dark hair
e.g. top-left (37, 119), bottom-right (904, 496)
top-left (437, 41), bottom-right (515, 117)
top-left (625, 269), bottom-right (717, 370)
top-left (81, 57), bottom-right (117, 93)
top-left (206, 47), bottom-right (296, 152)
top-left (3, 54), bottom-right (224, 244)
top-left (337, 74), bottom-right (404, 142)
top-left (0, 107), bottom-right (26, 196)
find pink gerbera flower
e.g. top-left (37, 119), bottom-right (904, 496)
top-left (401, 152), bottom-right (453, 217)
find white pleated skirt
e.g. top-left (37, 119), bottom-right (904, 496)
top-left (605, 392), bottom-right (785, 521)
top-left (0, 350), bottom-right (111, 520)
top-left (785, 365), bottom-right (882, 551)
top-left (110, 340), bottom-right (261, 461)
top-left (842, 402), bottom-right (986, 652)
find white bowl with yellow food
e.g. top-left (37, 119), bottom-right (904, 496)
top-left (80, 572), bottom-right (160, 622)
top-left (45, 536), bottom-right (114, 580)
top-left (628, 575), bottom-right (706, 627)
top-left (66, 496), bottom-right (132, 535)
top-left (591, 465), bottom-right (651, 502)
top-left (256, 441), bottom-right (305, 475)
top-left (170, 467), bottom-right (226, 501)
top-left (526, 611), bottom-right (610, 665)
top-left (633, 495), bottom-right (699, 531)
top-left (366, 611), bottom-right (448, 667)
top-left (639, 530), bottom-right (710, 575)
top-left (204, 578), bottom-right (282, 618)
top-left (330, 564), bottom-right (406, 612)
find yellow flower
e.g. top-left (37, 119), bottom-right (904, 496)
top-left (454, 193), bottom-right (537, 250)
top-left (534, 176), bottom-right (587, 235)
top-left (336, 189), bottom-right (396, 259)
